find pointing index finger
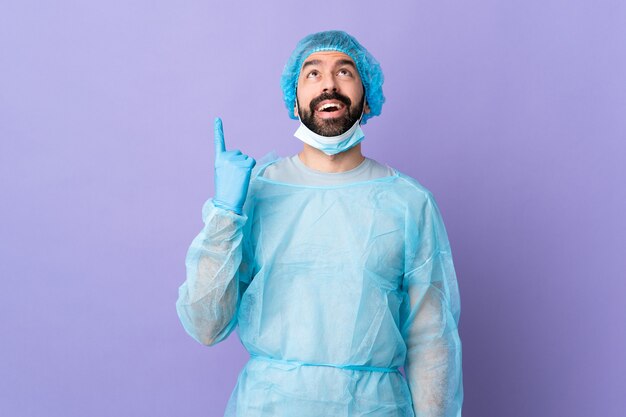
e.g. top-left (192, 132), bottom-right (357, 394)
top-left (214, 117), bottom-right (225, 155)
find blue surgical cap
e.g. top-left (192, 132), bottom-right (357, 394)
top-left (280, 30), bottom-right (385, 125)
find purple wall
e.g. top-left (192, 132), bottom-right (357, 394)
top-left (1, 1), bottom-right (625, 416)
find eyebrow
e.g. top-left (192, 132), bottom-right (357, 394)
top-left (301, 58), bottom-right (357, 71)
top-left (335, 59), bottom-right (356, 69)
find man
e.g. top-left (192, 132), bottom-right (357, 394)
top-left (177, 30), bottom-right (463, 417)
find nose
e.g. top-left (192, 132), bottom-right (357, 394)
top-left (321, 73), bottom-right (338, 92)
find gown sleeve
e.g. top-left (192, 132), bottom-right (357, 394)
top-left (401, 193), bottom-right (463, 417)
top-left (176, 198), bottom-right (253, 346)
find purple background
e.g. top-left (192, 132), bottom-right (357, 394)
top-left (1, 1), bottom-right (625, 416)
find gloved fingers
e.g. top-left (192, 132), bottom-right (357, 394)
top-left (214, 117), bottom-right (226, 157)
top-left (231, 157), bottom-right (256, 168)
top-left (229, 153), bottom-right (254, 163)
top-left (219, 150), bottom-right (246, 161)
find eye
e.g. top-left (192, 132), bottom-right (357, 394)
top-left (306, 70), bottom-right (320, 78)
top-left (338, 68), bottom-right (352, 77)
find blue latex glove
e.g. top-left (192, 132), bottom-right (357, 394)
top-left (212, 117), bottom-right (256, 215)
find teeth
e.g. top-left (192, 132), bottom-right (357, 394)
top-left (318, 102), bottom-right (344, 111)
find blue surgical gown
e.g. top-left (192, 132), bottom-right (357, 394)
top-left (177, 156), bottom-right (463, 417)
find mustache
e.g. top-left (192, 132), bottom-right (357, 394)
top-left (309, 92), bottom-right (352, 111)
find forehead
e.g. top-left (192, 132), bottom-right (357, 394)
top-left (300, 51), bottom-right (356, 68)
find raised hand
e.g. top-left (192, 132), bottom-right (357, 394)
top-left (212, 117), bottom-right (256, 215)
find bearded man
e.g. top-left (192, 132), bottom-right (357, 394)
top-left (177, 30), bottom-right (464, 417)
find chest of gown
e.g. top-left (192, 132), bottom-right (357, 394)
top-left (236, 182), bottom-right (410, 366)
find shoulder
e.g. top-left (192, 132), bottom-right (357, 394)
top-left (364, 157), bottom-right (424, 189)
top-left (387, 170), bottom-right (450, 237)
top-left (386, 167), bottom-right (435, 204)
top-left (250, 151), bottom-right (283, 180)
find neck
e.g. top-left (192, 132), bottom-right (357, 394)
top-left (298, 143), bottom-right (365, 173)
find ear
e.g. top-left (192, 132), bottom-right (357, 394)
top-left (293, 104), bottom-right (298, 118)
top-left (364, 101), bottom-right (371, 114)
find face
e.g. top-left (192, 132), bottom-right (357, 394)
top-left (295, 51), bottom-right (370, 137)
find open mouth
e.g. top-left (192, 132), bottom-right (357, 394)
top-left (315, 100), bottom-right (347, 118)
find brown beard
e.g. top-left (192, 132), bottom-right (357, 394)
top-left (297, 92), bottom-right (364, 136)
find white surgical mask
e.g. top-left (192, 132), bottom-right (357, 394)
top-left (294, 95), bottom-right (367, 155)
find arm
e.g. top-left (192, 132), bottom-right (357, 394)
top-left (402, 195), bottom-right (463, 417)
top-left (176, 117), bottom-right (256, 346)
top-left (176, 200), bottom-right (250, 346)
